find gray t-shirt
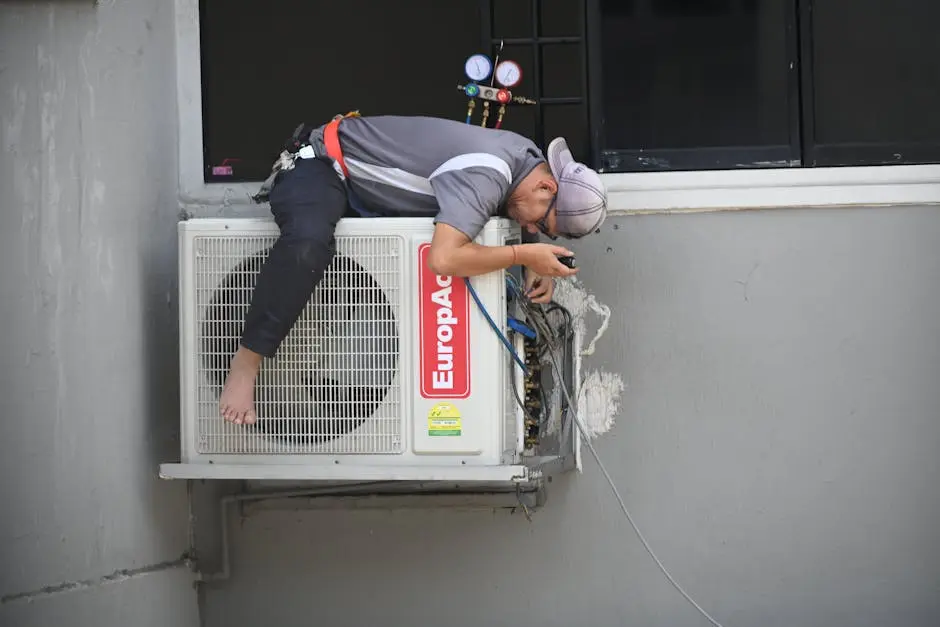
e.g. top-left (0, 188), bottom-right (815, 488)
top-left (324, 115), bottom-right (546, 241)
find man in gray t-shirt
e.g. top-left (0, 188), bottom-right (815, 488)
top-left (221, 114), bottom-right (609, 426)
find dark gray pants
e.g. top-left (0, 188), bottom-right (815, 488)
top-left (240, 157), bottom-right (352, 358)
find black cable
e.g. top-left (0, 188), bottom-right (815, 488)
top-left (503, 279), bottom-right (578, 450)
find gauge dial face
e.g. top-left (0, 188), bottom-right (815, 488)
top-left (494, 60), bottom-right (522, 87)
top-left (464, 54), bottom-right (492, 82)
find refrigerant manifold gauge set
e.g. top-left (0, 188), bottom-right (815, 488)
top-left (457, 47), bottom-right (536, 128)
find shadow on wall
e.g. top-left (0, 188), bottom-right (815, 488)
top-left (142, 226), bottom-right (184, 479)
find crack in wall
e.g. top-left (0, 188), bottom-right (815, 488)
top-left (0, 554), bottom-right (193, 605)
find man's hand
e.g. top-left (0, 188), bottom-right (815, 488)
top-left (524, 270), bottom-right (554, 304)
top-left (516, 243), bottom-right (579, 278)
top-left (426, 223), bottom-right (578, 283)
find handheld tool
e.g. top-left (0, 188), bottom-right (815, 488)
top-left (557, 255), bottom-right (577, 269)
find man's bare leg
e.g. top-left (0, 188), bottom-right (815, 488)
top-left (220, 346), bottom-right (263, 425)
top-left (220, 153), bottom-right (349, 426)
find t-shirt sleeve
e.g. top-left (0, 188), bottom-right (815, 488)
top-left (430, 166), bottom-right (512, 242)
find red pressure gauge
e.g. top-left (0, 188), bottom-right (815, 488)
top-left (494, 60), bottom-right (522, 88)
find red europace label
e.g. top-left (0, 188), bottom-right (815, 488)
top-left (418, 243), bottom-right (471, 399)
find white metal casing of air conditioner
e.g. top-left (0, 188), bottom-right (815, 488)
top-left (160, 216), bottom-right (532, 483)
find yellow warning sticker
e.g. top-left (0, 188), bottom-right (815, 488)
top-left (428, 402), bottom-right (462, 437)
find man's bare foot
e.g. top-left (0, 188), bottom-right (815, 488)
top-left (220, 347), bottom-right (263, 425)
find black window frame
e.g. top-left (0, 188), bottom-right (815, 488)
top-left (196, 0), bottom-right (940, 182)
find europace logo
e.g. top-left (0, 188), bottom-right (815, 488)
top-left (417, 243), bottom-right (471, 399)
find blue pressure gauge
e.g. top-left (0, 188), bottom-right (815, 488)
top-left (464, 54), bottom-right (492, 82)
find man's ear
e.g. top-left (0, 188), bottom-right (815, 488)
top-left (540, 175), bottom-right (558, 195)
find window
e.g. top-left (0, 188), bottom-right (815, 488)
top-left (801, 0), bottom-right (940, 167)
top-left (196, 0), bottom-right (940, 184)
top-left (197, 0), bottom-right (593, 183)
top-left (198, 0), bottom-right (487, 183)
top-left (591, 0), bottom-right (940, 172)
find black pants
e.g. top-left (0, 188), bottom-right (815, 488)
top-left (240, 157), bottom-right (352, 358)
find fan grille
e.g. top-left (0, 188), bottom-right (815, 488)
top-left (193, 233), bottom-right (404, 455)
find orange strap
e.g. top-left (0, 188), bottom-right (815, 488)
top-left (323, 111), bottom-right (360, 179)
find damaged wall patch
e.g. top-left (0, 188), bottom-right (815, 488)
top-left (544, 277), bottom-right (625, 439)
top-left (577, 370), bottom-right (626, 438)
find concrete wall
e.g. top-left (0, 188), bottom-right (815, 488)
top-left (3, 2), bottom-right (940, 626)
top-left (200, 207), bottom-right (940, 627)
top-left (0, 2), bottom-right (199, 626)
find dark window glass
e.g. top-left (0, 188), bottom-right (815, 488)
top-left (492, 0), bottom-right (532, 40)
top-left (199, 0), bottom-right (484, 182)
top-left (540, 0), bottom-right (582, 37)
top-left (543, 104), bottom-right (589, 163)
top-left (541, 44), bottom-right (582, 99)
top-left (805, 0), bottom-right (940, 166)
top-left (597, 0), bottom-right (798, 172)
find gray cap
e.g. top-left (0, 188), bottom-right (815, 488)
top-left (546, 137), bottom-right (608, 238)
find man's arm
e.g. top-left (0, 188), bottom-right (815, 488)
top-left (426, 223), bottom-right (516, 277)
top-left (426, 166), bottom-right (517, 277)
top-left (425, 166), bottom-right (576, 278)
top-left (427, 222), bottom-right (577, 279)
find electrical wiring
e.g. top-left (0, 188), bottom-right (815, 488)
top-left (494, 273), bottom-right (726, 627)
top-left (542, 345), bottom-right (725, 627)
top-left (501, 273), bottom-right (566, 449)
top-left (464, 276), bottom-right (527, 375)
top-left (508, 348), bottom-right (537, 426)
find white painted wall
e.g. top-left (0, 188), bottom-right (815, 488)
top-left (0, 2), bottom-right (198, 624)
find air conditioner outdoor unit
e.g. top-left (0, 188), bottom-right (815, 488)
top-left (159, 216), bottom-right (578, 484)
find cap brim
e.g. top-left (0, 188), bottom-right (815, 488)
top-left (546, 137), bottom-right (574, 179)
